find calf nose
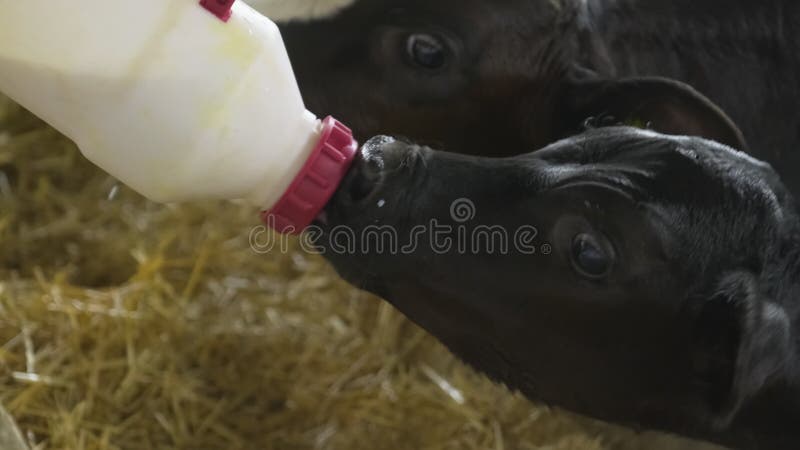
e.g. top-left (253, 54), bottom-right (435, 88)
top-left (339, 135), bottom-right (408, 205)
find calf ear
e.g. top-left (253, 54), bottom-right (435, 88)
top-left (564, 77), bottom-right (748, 151)
top-left (690, 271), bottom-right (792, 429)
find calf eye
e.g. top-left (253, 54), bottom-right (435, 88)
top-left (406, 33), bottom-right (447, 70)
top-left (570, 233), bottom-right (614, 279)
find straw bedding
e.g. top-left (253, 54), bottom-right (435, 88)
top-left (0, 68), bottom-right (724, 450)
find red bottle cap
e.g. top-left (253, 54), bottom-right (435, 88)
top-left (261, 116), bottom-right (358, 235)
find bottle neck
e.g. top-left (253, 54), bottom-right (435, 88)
top-left (251, 110), bottom-right (322, 209)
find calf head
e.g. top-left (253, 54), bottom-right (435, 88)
top-left (280, 0), bottom-right (747, 154)
top-left (312, 128), bottom-right (798, 447)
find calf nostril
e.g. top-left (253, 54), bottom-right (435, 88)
top-left (344, 136), bottom-right (393, 204)
top-left (348, 156), bottom-right (383, 203)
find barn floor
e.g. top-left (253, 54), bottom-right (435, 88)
top-left (0, 96), bottom-right (724, 450)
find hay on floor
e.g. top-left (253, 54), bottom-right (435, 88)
top-left (0, 96), bottom-right (722, 449)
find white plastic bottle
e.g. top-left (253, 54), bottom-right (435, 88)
top-left (0, 0), bottom-right (357, 234)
